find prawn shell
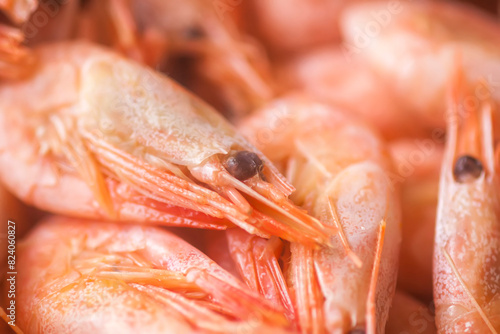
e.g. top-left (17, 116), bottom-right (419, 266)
top-left (80, 58), bottom-right (247, 167)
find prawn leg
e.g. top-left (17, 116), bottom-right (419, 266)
top-left (224, 228), bottom-right (297, 324)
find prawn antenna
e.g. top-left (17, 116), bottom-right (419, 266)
top-left (479, 87), bottom-right (496, 179)
top-left (495, 145), bottom-right (500, 176)
top-left (285, 156), bottom-right (298, 186)
top-left (295, 139), bottom-right (332, 178)
top-left (0, 307), bottom-right (24, 334)
top-left (366, 218), bottom-right (386, 334)
top-left (96, 266), bottom-right (202, 292)
top-left (327, 197), bottom-right (362, 268)
top-left (442, 247), bottom-right (498, 334)
top-left (221, 173), bottom-right (332, 246)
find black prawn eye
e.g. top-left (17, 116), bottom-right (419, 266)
top-left (224, 151), bottom-right (264, 181)
top-left (453, 155), bottom-right (483, 183)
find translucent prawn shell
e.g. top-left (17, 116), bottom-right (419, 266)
top-left (79, 56), bottom-right (246, 167)
top-left (434, 169), bottom-right (500, 332)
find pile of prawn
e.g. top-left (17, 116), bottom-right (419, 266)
top-left (0, 0), bottom-right (500, 333)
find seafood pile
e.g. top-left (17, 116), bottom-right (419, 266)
top-left (0, 0), bottom-right (499, 333)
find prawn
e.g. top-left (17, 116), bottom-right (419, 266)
top-left (0, 41), bottom-right (331, 246)
top-left (433, 73), bottom-right (500, 332)
top-left (15, 216), bottom-right (292, 333)
top-left (238, 95), bottom-right (401, 333)
top-left (341, 1), bottom-right (500, 131)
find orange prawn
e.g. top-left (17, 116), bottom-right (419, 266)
top-left (433, 73), bottom-right (500, 332)
top-left (239, 94), bottom-right (401, 333)
top-left (0, 41), bottom-right (331, 246)
top-left (15, 216), bottom-right (292, 333)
